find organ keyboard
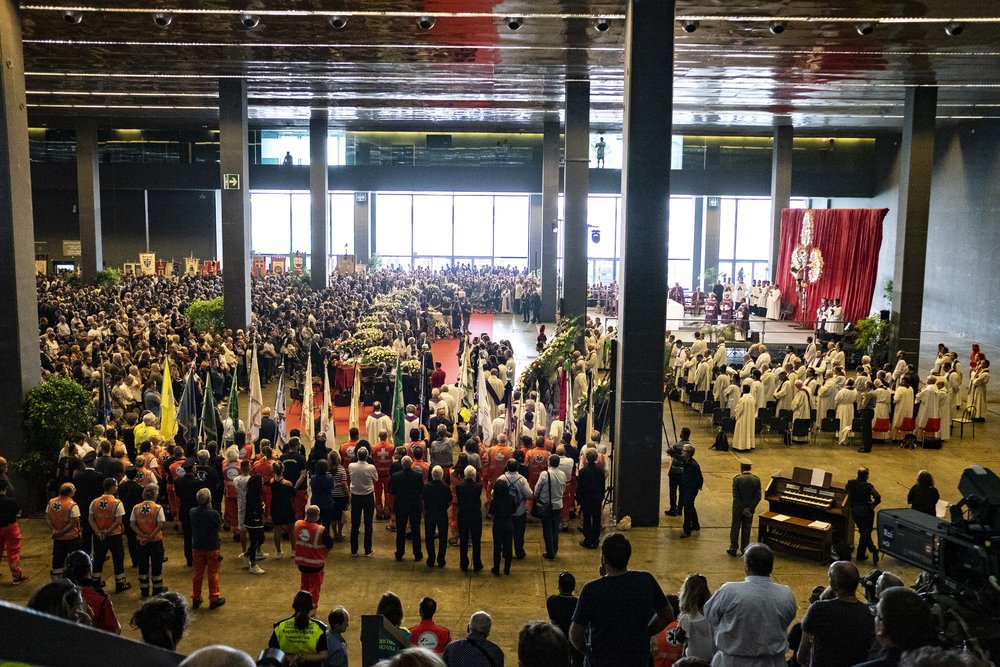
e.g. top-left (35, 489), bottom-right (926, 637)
top-left (763, 467), bottom-right (854, 560)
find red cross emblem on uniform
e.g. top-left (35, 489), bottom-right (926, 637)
top-left (140, 504), bottom-right (152, 515)
top-left (98, 498), bottom-right (109, 510)
top-left (51, 501), bottom-right (62, 511)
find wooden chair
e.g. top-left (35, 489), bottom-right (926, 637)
top-left (952, 406), bottom-right (976, 439)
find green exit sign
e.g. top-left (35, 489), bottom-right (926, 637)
top-left (223, 174), bottom-right (240, 190)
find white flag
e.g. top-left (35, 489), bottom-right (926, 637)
top-left (321, 362), bottom-right (334, 439)
top-left (478, 359), bottom-right (493, 445)
top-left (303, 355), bottom-right (314, 445)
top-left (348, 363), bottom-right (361, 431)
top-left (274, 368), bottom-right (288, 452)
top-left (248, 343), bottom-right (263, 441)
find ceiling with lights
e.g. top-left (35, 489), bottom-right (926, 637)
top-left (17, 1), bottom-right (1000, 132)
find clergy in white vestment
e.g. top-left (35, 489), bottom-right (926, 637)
top-left (748, 373), bottom-right (765, 411)
top-left (724, 381), bottom-right (741, 414)
top-left (439, 385), bottom-right (457, 418)
top-left (695, 357), bottom-right (712, 395)
top-left (935, 379), bottom-right (952, 441)
top-left (739, 354), bottom-right (755, 381)
top-left (765, 286), bottom-right (782, 320)
top-left (891, 351), bottom-right (908, 387)
top-left (816, 374), bottom-right (837, 424)
top-left (914, 376), bottom-right (941, 432)
top-left (826, 299), bottom-right (844, 334)
top-left (942, 362), bottom-right (962, 416)
top-left (428, 388), bottom-right (449, 419)
top-left (773, 372), bottom-right (794, 413)
top-left (892, 379), bottom-right (915, 439)
top-left (732, 385), bottom-right (757, 451)
top-left (803, 337), bottom-right (818, 365)
top-left (829, 344), bottom-right (846, 373)
top-left (755, 345), bottom-right (772, 372)
top-left (760, 368), bottom-right (777, 407)
top-left (491, 405), bottom-right (508, 437)
top-left (834, 380), bottom-right (858, 445)
top-left (712, 342), bottom-right (728, 371)
top-left (529, 391), bottom-right (548, 429)
top-left (713, 369), bottom-right (732, 405)
top-left (790, 381), bottom-right (812, 443)
top-left (967, 359), bottom-right (990, 420)
top-left (365, 401), bottom-right (393, 439)
top-left (486, 368), bottom-right (506, 419)
top-left (690, 332), bottom-right (708, 358)
top-left (872, 380), bottom-right (891, 438)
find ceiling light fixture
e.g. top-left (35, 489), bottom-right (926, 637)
top-left (506, 16), bottom-right (523, 31)
top-left (679, 19), bottom-right (699, 33)
top-left (944, 22), bottom-right (964, 36)
top-left (329, 15), bottom-right (347, 29)
top-left (594, 17), bottom-right (611, 32)
top-left (856, 22), bottom-right (876, 35)
top-left (240, 13), bottom-right (260, 29)
top-left (62, 10), bottom-right (82, 24)
top-left (416, 15), bottom-right (436, 30)
top-left (769, 21), bottom-right (787, 34)
top-left (152, 12), bottom-right (172, 28)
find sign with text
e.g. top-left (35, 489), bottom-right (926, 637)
top-left (223, 173), bottom-right (240, 190)
top-left (62, 240), bottom-right (82, 256)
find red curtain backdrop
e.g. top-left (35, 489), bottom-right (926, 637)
top-left (774, 208), bottom-right (888, 324)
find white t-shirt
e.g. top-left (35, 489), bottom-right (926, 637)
top-left (348, 461), bottom-right (379, 495)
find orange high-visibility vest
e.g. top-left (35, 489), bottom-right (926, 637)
top-left (47, 496), bottom-right (80, 540)
top-left (90, 494), bottom-right (124, 535)
top-left (133, 500), bottom-right (163, 541)
top-left (293, 520), bottom-right (329, 568)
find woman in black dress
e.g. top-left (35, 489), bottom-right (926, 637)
top-left (907, 469), bottom-right (940, 516)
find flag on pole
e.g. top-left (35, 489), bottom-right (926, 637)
top-left (391, 357), bottom-right (406, 446)
top-left (302, 355), bottom-right (314, 444)
top-left (247, 344), bottom-right (263, 441)
top-left (564, 360), bottom-right (575, 437)
top-left (585, 371), bottom-right (595, 442)
top-left (176, 368), bottom-right (199, 442)
top-left (458, 336), bottom-right (473, 411)
top-left (160, 358), bottom-right (178, 441)
top-left (478, 359), bottom-right (493, 445)
top-left (321, 362), bottom-right (334, 439)
top-left (98, 369), bottom-right (113, 426)
top-left (348, 363), bottom-right (361, 431)
top-left (201, 372), bottom-right (219, 445)
top-left (227, 372), bottom-right (239, 429)
top-left (273, 368), bottom-right (288, 451)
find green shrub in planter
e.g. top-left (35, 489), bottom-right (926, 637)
top-left (92, 267), bottom-right (121, 290)
top-left (186, 297), bottom-right (225, 333)
top-left (22, 376), bottom-right (96, 460)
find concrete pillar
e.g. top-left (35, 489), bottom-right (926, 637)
top-left (214, 190), bottom-right (222, 260)
top-left (769, 123), bottom-right (793, 279)
top-left (0, 0), bottom-right (42, 496)
top-left (540, 120), bottom-right (559, 322)
top-left (75, 119), bottom-right (102, 278)
top-left (310, 109), bottom-right (329, 289)
top-left (528, 194), bottom-right (542, 273)
top-left (613, 0), bottom-right (674, 527)
top-left (702, 197), bottom-right (721, 289)
top-left (562, 83), bottom-right (590, 321)
top-left (354, 192), bottom-right (371, 267)
top-left (218, 79), bottom-right (251, 330)
top-left (891, 87), bottom-right (937, 364)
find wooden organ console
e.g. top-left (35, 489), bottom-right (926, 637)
top-left (760, 467), bottom-right (854, 562)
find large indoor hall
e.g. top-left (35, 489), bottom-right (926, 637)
top-left (2, 1), bottom-right (1000, 666)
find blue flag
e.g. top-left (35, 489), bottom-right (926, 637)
top-left (176, 369), bottom-right (200, 443)
top-left (98, 371), bottom-right (113, 426)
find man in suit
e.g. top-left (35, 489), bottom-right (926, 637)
top-left (576, 449), bottom-right (606, 549)
top-left (678, 444), bottom-right (703, 538)
top-left (256, 407), bottom-right (278, 450)
top-left (388, 456), bottom-right (424, 562)
top-left (727, 458), bottom-right (761, 556)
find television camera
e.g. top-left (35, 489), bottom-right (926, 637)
top-left (877, 465), bottom-right (1000, 658)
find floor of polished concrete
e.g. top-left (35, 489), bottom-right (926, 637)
top-left (3, 315), bottom-right (998, 660)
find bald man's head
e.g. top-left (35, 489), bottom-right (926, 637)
top-left (179, 646), bottom-right (255, 667)
top-left (828, 560), bottom-right (860, 595)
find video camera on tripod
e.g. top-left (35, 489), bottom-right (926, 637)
top-left (877, 464), bottom-right (1000, 657)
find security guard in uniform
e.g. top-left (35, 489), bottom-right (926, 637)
top-left (268, 590), bottom-right (329, 666)
top-left (846, 466), bottom-right (881, 563)
top-left (727, 458), bottom-right (761, 557)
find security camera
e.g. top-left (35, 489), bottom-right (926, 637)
top-left (769, 21), bottom-right (786, 35)
top-left (506, 17), bottom-right (523, 31)
top-left (240, 13), bottom-right (260, 29)
top-left (594, 18), bottom-right (611, 32)
top-left (944, 22), bottom-right (964, 36)
top-left (856, 22), bottom-right (875, 36)
top-left (63, 11), bottom-right (83, 25)
top-left (591, 229), bottom-right (601, 244)
top-left (329, 15), bottom-right (348, 29)
top-left (679, 19), bottom-right (699, 33)
top-left (153, 13), bottom-right (173, 28)
top-left (417, 16), bottom-right (436, 30)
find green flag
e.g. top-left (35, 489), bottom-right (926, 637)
top-left (202, 372), bottom-right (219, 444)
top-left (391, 357), bottom-right (405, 446)
top-left (227, 374), bottom-right (239, 430)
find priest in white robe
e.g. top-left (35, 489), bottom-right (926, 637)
top-left (712, 342), bottom-right (727, 371)
top-left (891, 351), bottom-right (908, 387)
top-left (936, 379), bottom-right (952, 442)
top-left (724, 381), bottom-right (741, 414)
top-left (967, 359), bottom-right (990, 421)
top-left (834, 380), bottom-right (858, 445)
top-left (914, 376), bottom-right (941, 437)
top-left (790, 381), bottom-right (812, 443)
top-left (872, 380), bottom-right (891, 439)
top-left (892, 378), bottom-right (915, 439)
top-left (803, 337), bottom-right (817, 366)
top-left (755, 345), bottom-right (772, 372)
top-left (713, 368), bottom-right (731, 406)
top-left (365, 401), bottom-right (393, 439)
top-left (773, 372), bottom-right (794, 413)
top-left (816, 374), bottom-right (837, 424)
top-left (765, 286), bottom-right (782, 320)
top-left (732, 385), bottom-right (757, 451)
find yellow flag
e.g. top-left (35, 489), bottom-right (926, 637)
top-left (160, 358), bottom-right (178, 440)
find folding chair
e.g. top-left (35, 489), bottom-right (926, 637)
top-left (790, 418), bottom-right (812, 445)
top-left (820, 416), bottom-right (839, 443)
top-left (849, 416), bottom-right (866, 447)
top-left (872, 417), bottom-right (891, 442)
top-left (894, 416), bottom-right (916, 446)
top-left (768, 416), bottom-right (790, 444)
top-left (722, 417), bottom-right (737, 435)
top-left (777, 409), bottom-right (793, 423)
top-left (952, 406), bottom-right (976, 439)
top-left (712, 408), bottom-right (730, 429)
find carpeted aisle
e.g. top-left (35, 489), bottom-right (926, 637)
top-left (430, 313), bottom-right (494, 387)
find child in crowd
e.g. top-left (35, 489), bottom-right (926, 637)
top-left (677, 573), bottom-right (714, 662)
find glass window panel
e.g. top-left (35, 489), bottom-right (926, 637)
top-left (719, 198), bottom-right (737, 260)
top-left (790, 197), bottom-right (808, 209)
top-left (587, 196), bottom-right (617, 259)
top-left (260, 130), bottom-right (309, 165)
top-left (412, 194), bottom-right (453, 256)
top-left (493, 195), bottom-right (529, 259)
top-left (718, 261), bottom-right (737, 286)
top-left (496, 258), bottom-right (527, 271)
top-left (330, 193), bottom-right (354, 256)
top-left (453, 195), bottom-right (494, 257)
top-left (413, 257), bottom-right (433, 269)
top-left (381, 255), bottom-right (412, 270)
top-left (593, 260), bottom-right (615, 285)
top-left (668, 260), bottom-right (692, 290)
top-left (668, 196), bottom-right (696, 261)
top-left (752, 262), bottom-right (771, 283)
top-left (431, 257), bottom-right (453, 270)
top-left (733, 262), bottom-right (755, 286)
top-left (290, 192), bottom-right (311, 254)
top-left (375, 194), bottom-right (412, 257)
top-left (734, 198), bottom-right (772, 261)
top-left (473, 258), bottom-right (494, 268)
top-left (250, 192), bottom-right (291, 255)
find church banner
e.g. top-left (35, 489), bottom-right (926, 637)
top-left (271, 256), bottom-right (286, 275)
top-left (154, 259), bottom-right (167, 276)
top-left (139, 253), bottom-right (156, 275)
top-left (252, 255), bottom-right (267, 277)
top-left (292, 254), bottom-right (304, 275)
top-left (185, 257), bottom-right (199, 276)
